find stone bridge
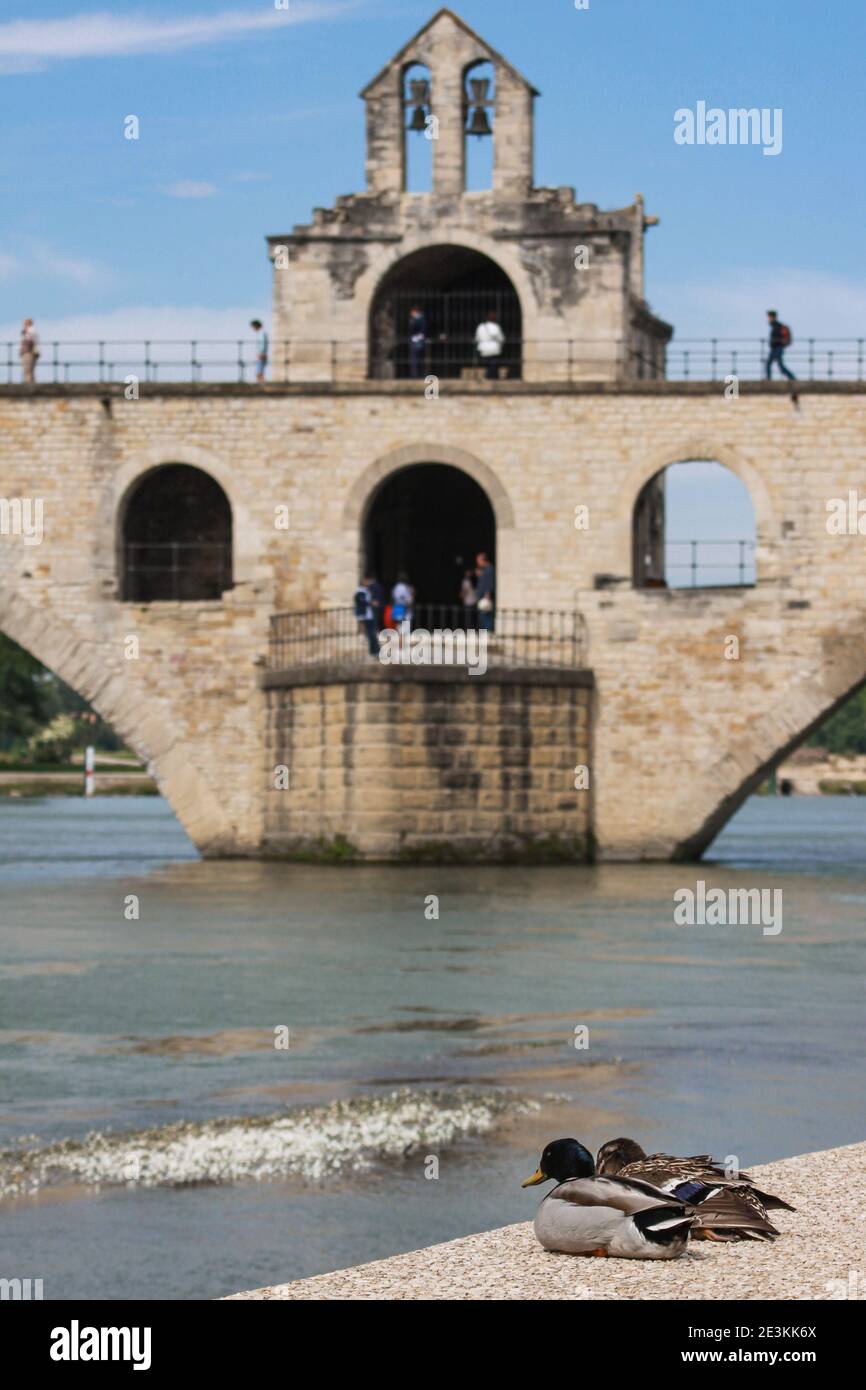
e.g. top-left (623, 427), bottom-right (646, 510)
top-left (0, 378), bottom-right (864, 860)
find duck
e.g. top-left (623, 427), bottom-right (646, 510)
top-left (595, 1138), bottom-right (796, 1241)
top-left (522, 1137), bottom-right (717, 1259)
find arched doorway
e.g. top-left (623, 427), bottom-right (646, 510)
top-left (364, 463), bottom-right (495, 608)
top-left (369, 244), bottom-right (522, 380)
top-left (121, 464), bottom-right (233, 601)
top-left (633, 461), bottom-right (757, 589)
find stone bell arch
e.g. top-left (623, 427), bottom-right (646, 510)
top-left (266, 7), bottom-right (672, 384)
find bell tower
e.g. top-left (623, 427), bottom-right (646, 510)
top-left (267, 7), bottom-right (671, 384)
top-left (360, 7), bottom-right (536, 198)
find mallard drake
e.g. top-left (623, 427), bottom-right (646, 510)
top-left (522, 1138), bottom-right (716, 1259)
top-left (595, 1138), bottom-right (796, 1242)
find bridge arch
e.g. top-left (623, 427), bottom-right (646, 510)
top-left (633, 459), bottom-right (758, 589)
top-left (672, 629), bottom-right (866, 858)
top-left (364, 462), bottom-right (496, 606)
top-left (357, 232), bottom-right (533, 375)
top-left (368, 242), bottom-right (522, 379)
top-left (108, 446), bottom-right (256, 592)
top-left (0, 585), bottom-right (236, 852)
top-left (344, 443), bottom-right (515, 535)
top-left (119, 464), bottom-right (233, 602)
top-left (617, 440), bottom-right (776, 587)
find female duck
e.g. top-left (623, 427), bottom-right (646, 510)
top-left (522, 1138), bottom-right (712, 1259)
top-left (595, 1137), bottom-right (795, 1241)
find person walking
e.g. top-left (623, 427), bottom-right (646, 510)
top-left (475, 310), bottom-right (505, 380)
top-left (250, 319), bottom-right (268, 384)
top-left (408, 305), bottom-right (427, 379)
top-left (765, 310), bottom-right (796, 381)
top-left (19, 318), bottom-right (40, 384)
top-left (475, 552), bottom-right (495, 631)
top-left (354, 574), bottom-right (380, 658)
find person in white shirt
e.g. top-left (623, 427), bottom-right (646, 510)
top-left (474, 310), bottom-right (505, 380)
top-left (391, 573), bottom-right (415, 631)
top-left (20, 318), bottom-right (40, 384)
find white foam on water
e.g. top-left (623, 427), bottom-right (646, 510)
top-left (0, 1088), bottom-right (537, 1196)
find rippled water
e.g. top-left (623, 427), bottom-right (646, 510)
top-left (0, 795), bottom-right (863, 1299)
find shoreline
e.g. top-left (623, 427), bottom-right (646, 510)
top-left (225, 1140), bottom-right (865, 1300)
top-left (3, 754), bottom-right (863, 801)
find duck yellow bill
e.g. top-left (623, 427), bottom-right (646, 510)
top-left (521, 1168), bottom-right (546, 1187)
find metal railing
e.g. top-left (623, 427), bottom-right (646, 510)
top-left (664, 539), bottom-right (756, 588)
top-left (122, 542), bottom-right (232, 602)
top-left (663, 337), bottom-right (865, 382)
top-left (269, 606), bottom-right (587, 671)
top-left (4, 336), bottom-right (862, 384)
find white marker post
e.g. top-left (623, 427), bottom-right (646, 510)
top-left (84, 746), bottom-right (95, 798)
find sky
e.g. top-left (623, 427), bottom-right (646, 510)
top-left (1, 0), bottom-right (864, 348)
top-left (0, 0), bottom-right (860, 563)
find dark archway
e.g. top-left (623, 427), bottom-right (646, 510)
top-left (121, 464), bottom-right (233, 601)
top-left (364, 463), bottom-right (495, 607)
top-left (369, 244), bottom-right (522, 380)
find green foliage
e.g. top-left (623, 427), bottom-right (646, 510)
top-left (0, 635), bottom-right (47, 745)
top-left (809, 687), bottom-right (866, 755)
top-left (0, 634), bottom-right (122, 757)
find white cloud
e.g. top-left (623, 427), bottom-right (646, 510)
top-left (0, 240), bottom-right (107, 287)
top-left (0, 5), bottom-right (352, 71)
top-left (160, 180), bottom-right (218, 199)
top-left (655, 267), bottom-right (866, 341)
top-left (0, 305), bottom-right (267, 346)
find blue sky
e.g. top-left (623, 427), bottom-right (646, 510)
top-left (1, 0), bottom-right (865, 351)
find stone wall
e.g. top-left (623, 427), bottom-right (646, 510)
top-left (1, 380), bottom-right (865, 860)
top-left (262, 667), bottom-right (593, 861)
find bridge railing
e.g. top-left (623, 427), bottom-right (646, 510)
top-left (123, 542), bottom-right (232, 602)
top-left (664, 539), bottom-right (756, 587)
top-left (3, 337), bottom-right (863, 384)
top-left (268, 606), bottom-right (588, 672)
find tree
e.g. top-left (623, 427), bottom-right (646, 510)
top-left (808, 687), bottom-right (866, 756)
top-left (0, 634), bottom-right (48, 747)
top-left (0, 634), bottom-right (122, 755)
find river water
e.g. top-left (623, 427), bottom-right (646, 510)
top-left (0, 795), bottom-right (863, 1300)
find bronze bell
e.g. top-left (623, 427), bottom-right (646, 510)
top-left (466, 106), bottom-right (493, 137)
top-left (408, 105), bottom-right (428, 133)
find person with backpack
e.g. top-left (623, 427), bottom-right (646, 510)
top-left (354, 574), bottom-right (380, 657)
top-left (766, 310), bottom-right (796, 381)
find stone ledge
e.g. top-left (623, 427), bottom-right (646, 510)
top-left (224, 1140), bottom-right (865, 1301)
top-left (261, 665), bottom-right (594, 690)
top-left (0, 380), bottom-right (860, 399)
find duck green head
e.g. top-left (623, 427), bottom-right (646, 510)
top-left (595, 1137), bottom-right (647, 1176)
top-left (521, 1138), bottom-right (595, 1187)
